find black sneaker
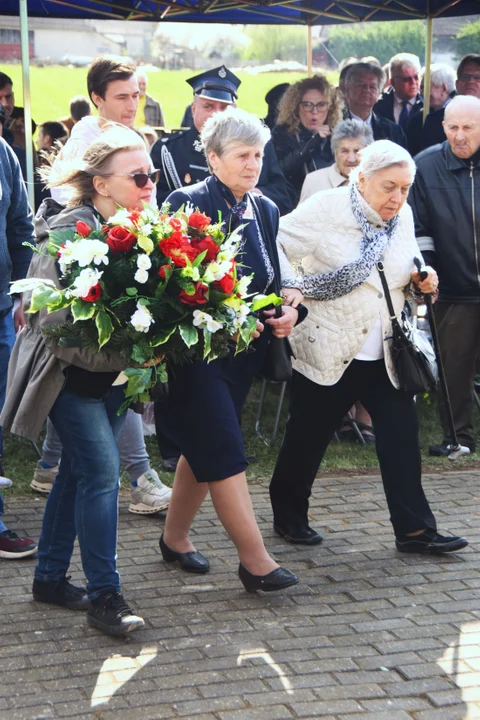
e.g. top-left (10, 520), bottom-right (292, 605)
top-left (429, 440), bottom-right (475, 456)
top-left (88, 591), bottom-right (145, 637)
top-left (32, 575), bottom-right (89, 610)
top-left (396, 529), bottom-right (469, 554)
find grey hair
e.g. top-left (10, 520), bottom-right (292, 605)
top-left (426, 63), bottom-right (456, 93)
top-left (331, 119), bottom-right (374, 153)
top-left (345, 62), bottom-right (386, 91)
top-left (200, 106), bottom-right (270, 170)
top-left (389, 52), bottom-right (421, 76)
top-left (349, 139), bottom-right (416, 184)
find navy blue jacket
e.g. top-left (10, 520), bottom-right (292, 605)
top-left (374, 89), bottom-right (423, 125)
top-left (0, 138), bottom-right (34, 313)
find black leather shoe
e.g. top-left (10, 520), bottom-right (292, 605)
top-left (32, 575), bottom-right (89, 610)
top-left (238, 564), bottom-right (299, 593)
top-left (159, 534), bottom-right (210, 574)
top-left (273, 523), bottom-right (323, 545)
top-left (396, 529), bottom-right (469, 554)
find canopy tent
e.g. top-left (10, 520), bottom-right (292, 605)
top-left (2, 0), bottom-right (480, 25)
top-left (2, 0), bottom-right (479, 205)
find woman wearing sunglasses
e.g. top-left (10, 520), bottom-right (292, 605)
top-left (1, 126), bottom-right (159, 637)
top-left (271, 75), bottom-right (341, 205)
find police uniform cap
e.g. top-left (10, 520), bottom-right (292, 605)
top-left (187, 66), bottom-right (241, 105)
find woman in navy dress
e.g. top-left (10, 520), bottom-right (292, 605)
top-left (159, 108), bottom-right (306, 592)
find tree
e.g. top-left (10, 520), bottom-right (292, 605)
top-left (456, 20), bottom-right (480, 59)
top-left (327, 20), bottom-right (426, 66)
top-left (240, 26), bottom-right (307, 64)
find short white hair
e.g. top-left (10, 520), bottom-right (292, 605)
top-left (350, 139), bottom-right (416, 184)
top-left (427, 63), bottom-right (456, 94)
top-left (200, 107), bottom-right (270, 168)
top-left (390, 53), bottom-right (421, 76)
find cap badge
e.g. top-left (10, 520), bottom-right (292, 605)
top-left (218, 67), bottom-right (227, 78)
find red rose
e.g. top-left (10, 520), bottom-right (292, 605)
top-left (81, 283), bottom-right (101, 303)
top-left (188, 210), bottom-right (211, 231)
top-left (169, 218), bottom-right (182, 231)
top-left (213, 273), bottom-right (235, 295)
top-left (191, 236), bottom-right (219, 263)
top-left (158, 264), bottom-right (172, 280)
top-left (106, 226), bottom-right (137, 253)
top-left (159, 236), bottom-right (198, 268)
top-left (179, 282), bottom-right (209, 306)
top-left (169, 230), bottom-right (185, 243)
top-left (75, 221), bottom-right (92, 237)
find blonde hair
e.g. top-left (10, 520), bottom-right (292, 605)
top-left (43, 124), bottom-right (146, 205)
top-left (276, 74), bottom-right (341, 134)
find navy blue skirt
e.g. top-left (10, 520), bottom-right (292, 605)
top-left (167, 340), bottom-right (267, 483)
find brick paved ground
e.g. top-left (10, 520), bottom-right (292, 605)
top-left (1, 471), bottom-right (480, 720)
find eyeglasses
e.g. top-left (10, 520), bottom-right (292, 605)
top-left (299, 101), bottom-right (329, 113)
top-left (107, 170), bottom-right (160, 188)
top-left (395, 75), bottom-right (419, 83)
top-left (459, 73), bottom-right (480, 83)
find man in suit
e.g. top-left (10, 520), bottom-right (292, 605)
top-left (343, 62), bottom-right (407, 148)
top-left (151, 66), bottom-right (295, 215)
top-left (374, 53), bottom-right (423, 131)
top-left (407, 54), bottom-right (480, 157)
top-left (406, 63), bottom-right (456, 157)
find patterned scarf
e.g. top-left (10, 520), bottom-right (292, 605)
top-left (213, 175), bottom-right (248, 231)
top-left (301, 182), bottom-right (399, 301)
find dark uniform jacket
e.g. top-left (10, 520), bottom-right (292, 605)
top-left (409, 141), bottom-right (480, 303)
top-left (374, 89), bottom-right (423, 125)
top-left (151, 126), bottom-right (295, 216)
top-left (406, 103), bottom-right (452, 158)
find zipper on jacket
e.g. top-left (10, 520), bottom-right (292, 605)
top-left (471, 162), bottom-right (480, 290)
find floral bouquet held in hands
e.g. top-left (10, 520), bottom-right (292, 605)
top-left (12, 205), bottom-right (281, 407)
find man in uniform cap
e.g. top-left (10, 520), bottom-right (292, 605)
top-left (151, 66), bottom-right (295, 214)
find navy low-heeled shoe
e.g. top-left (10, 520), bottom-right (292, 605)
top-left (159, 534), bottom-right (210, 574)
top-left (238, 564), bottom-right (299, 593)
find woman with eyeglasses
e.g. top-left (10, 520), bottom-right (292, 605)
top-left (271, 75), bottom-right (341, 205)
top-left (1, 126), bottom-right (159, 637)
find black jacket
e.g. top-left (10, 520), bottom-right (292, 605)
top-left (406, 104), bottom-right (450, 158)
top-left (409, 141), bottom-right (480, 303)
top-left (374, 89), bottom-right (423, 125)
top-left (271, 123), bottom-right (333, 204)
top-left (343, 108), bottom-right (408, 149)
top-left (151, 127), bottom-right (295, 216)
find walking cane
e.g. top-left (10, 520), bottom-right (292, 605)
top-left (414, 257), bottom-right (470, 460)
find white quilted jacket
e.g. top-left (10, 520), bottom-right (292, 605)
top-left (279, 186), bottom-right (422, 388)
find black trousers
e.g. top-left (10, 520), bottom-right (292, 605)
top-left (434, 303), bottom-right (480, 448)
top-left (269, 361), bottom-right (436, 537)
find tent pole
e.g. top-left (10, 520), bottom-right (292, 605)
top-left (423, 12), bottom-right (433, 121)
top-left (19, 0), bottom-right (35, 209)
top-left (307, 24), bottom-right (313, 77)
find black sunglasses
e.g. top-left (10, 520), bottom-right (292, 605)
top-left (106, 170), bottom-right (160, 188)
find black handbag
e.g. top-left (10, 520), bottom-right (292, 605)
top-left (377, 261), bottom-right (437, 394)
top-left (251, 195), bottom-right (294, 383)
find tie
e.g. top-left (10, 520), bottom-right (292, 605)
top-left (398, 101), bottom-right (409, 129)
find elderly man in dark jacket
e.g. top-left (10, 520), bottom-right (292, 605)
top-left (0, 136), bottom-right (36, 559)
top-left (409, 95), bottom-right (480, 456)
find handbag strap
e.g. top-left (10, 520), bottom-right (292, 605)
top-left (376, 261), bottom-right (397, 320)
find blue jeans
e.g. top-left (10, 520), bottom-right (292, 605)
top-left (35, 386), bottom-right (126, 599)
top-left (0, 310), bottom-right (16, 533)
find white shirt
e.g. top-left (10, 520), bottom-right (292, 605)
top-left (393, 94), bottom-right (416, 124)
top-left (350, 110), bottom-right (373, 127)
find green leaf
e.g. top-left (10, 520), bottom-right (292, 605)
top-left (130, 343), bottom-right (148, 364)
top-left (151, 326), bottom-right (176, 347)
top-left (47, 294), bottom-right (72, 313)
top-left (48, 228), bottom-right (75, 249)
top-left (192, 250), bottom-right (207, 268)
top-left (71, 298), bottom-right (96, 322)
top-left (250, 293), bottom-right (282, 312)
top-left (203, 328), bottom-right (212, 359)
top-left (95, 310), bottom-right (113, 349)
top-left (126, 287), bottom-right (138, 297)
top-left (29, 286), bottom-right (63, 313)
top-left (124, 367), bottom-right (154, 397)
top-left (179, 324), bottom-right (198, 348)
top-left (235, 315), bottom-right (257, 355)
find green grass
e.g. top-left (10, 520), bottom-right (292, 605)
top-left (3, 381), bottom-right (480, 501)
top-left (0, 64), bottom-right (337, 129)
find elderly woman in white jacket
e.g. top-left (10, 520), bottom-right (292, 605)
top-left (269, 140), bottom-right (468, 555)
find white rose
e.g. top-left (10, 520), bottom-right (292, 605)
top-left (136, 254), bottom-right (152, 271)
top-left (130, 302), bottom-right (154, 333)
top-left (134, 269), bottom-right (149, 284)
top-left (69, 268), bottom-right (103, 298)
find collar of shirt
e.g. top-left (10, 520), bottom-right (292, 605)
top-left (349, 110), bottom-right (373, 126)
